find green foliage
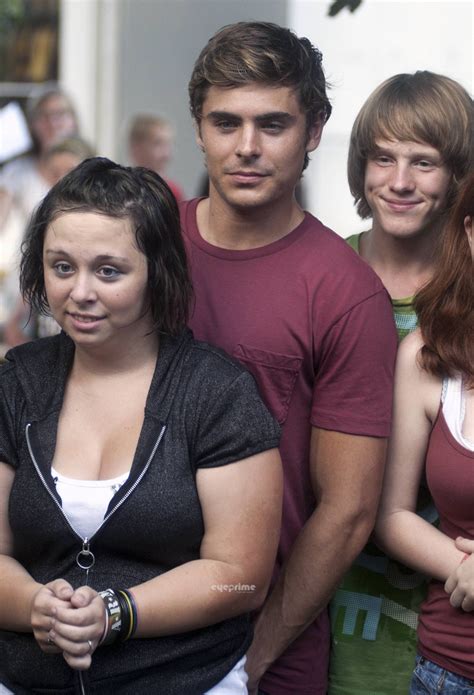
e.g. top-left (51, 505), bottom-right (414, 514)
top-left (0, 0), bottom-right (25, 39)
top-left (328, 0), bottom-right (363, 16)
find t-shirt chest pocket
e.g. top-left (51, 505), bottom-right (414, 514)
top-left (233, 344), bottom-right (302, 425)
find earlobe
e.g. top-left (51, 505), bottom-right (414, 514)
top-left (305, 119), bottom-right (324, 154)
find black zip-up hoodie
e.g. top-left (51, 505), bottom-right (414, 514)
top-left (0, 330), bottom-right (280, 694)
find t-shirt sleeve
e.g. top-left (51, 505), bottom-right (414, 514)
top-left (311, 289), bottom-right (397, 437)
top-left (0, 369), bottom-right (20, 469)
top-left (194, 370), bottom-right (280, 469)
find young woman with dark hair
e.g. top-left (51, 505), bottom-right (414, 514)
top-left (376, 172), bottom-right (474, 694)
top-left (0, 157), bottom-right (282, 694)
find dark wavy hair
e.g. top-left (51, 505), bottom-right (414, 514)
top-left (188, 21), bottom-right (332, 171)
top-left (415, 171), bottom-right (474, 387)
top-left (20, 157), bottom-right (192, 336)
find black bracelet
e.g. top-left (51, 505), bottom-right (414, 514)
top-left (117, 589), bottom-right (138, 640)
top-left (99, 588), bottom-right (138, 645)
top-left (114, 589), bottom-right (131, 642)
top-left (99, 588), bottom-right (122, 646)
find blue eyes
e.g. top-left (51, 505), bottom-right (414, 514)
top-left (53, 263), bottom-right (121, 279)
top-left (262, 123), bottom-right (284, 132)
top-left (373, 156), bottom-right (436, 170)
top-left (98, 267), bottom-right (120, 278)
top-left (214, 121), bottom-right (284, 133)
top-left (54, 262), bottom-right (73, 275)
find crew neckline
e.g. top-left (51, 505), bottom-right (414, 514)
top-left (183, 197), bottom-right (313, 261)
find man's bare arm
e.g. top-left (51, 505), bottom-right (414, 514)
top-left (245, 427), bottom-right (386, 690)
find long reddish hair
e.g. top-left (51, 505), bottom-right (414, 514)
top-left (415, 172), bottom-right (474, 387)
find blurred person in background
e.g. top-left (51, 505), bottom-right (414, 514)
top-left (0, 86), bottom-right (79, 231)
top-left (329, 71), bottom-right (473, 695)
top-left (4, 136), bottom-right (95, 348)
top-left (41, 137), bottom-right (95, 188)
top-left (0, 86), bottom-right (81, 349)
top-left (128, 113), bottom-right (184, 202)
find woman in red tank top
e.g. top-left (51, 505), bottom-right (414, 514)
top-left (376, 171), bottom-right (474, 694)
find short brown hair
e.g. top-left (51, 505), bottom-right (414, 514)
top-left (415, 171), bottom-right (474, 387)
top-left (348, 71), bottom-right (473, 219)
top-left (188, 21), bottom-right (331, 170)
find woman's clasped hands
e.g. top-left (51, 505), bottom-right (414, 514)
top-left (31, 579), bottom-right (105, 669)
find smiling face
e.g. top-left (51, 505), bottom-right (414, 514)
top-left (364, 139), bottom-right (452, 239)
top-left (196, 84), bottom-right (322, 213)
top-left (43, 211), bottom-right (154, 351)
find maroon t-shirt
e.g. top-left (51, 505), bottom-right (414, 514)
top-left (181, 199), bottom-right (397, 694)
top-left (418, 407), bottom-right (474, 679)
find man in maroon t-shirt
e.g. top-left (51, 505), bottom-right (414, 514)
top-left (182, 22), bottom-right (397, 695)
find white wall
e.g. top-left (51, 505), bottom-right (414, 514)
top-left (60, 0), bottom-right (121, 159)
top-left (290, 0), bottom-right (473, 236)
top-left (59, 0), bottom-right (99, 145)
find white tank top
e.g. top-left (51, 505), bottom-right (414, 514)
top-left (51, 467), bottom-right (129, 539)
top-left (442, 374), bottom-right (474, 451)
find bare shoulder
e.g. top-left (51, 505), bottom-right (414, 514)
top-left (396, 328), bottom-right (442, 421)
top-left (397, 329), bottom-right (430, 381)
top-left (398, 328), bottom-right (424, 360)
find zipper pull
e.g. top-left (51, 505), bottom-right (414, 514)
top-left (76, 537), bottom-right (95, 585)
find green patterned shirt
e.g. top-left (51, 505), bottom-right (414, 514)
top-left (345, 233), bottom-right (417, 341)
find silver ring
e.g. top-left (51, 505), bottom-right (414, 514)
top-left (87, 639), bottom-right (93, 653)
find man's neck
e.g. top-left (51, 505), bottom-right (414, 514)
top-left (196, 192), bottom-right (305, 250)
top-left (360, 224), bottom-right (440, 299)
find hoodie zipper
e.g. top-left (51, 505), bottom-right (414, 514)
top-left (25, 422), bottom-right (166, 569)
top-left (26, 422), bottom-right (166, 695)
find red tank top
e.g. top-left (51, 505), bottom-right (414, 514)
top-left (418, 406), bottom-right (474, 678)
